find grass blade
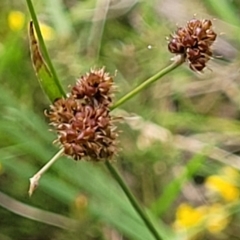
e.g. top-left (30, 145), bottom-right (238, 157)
top-left (28, 21), bottom-right (64, 102)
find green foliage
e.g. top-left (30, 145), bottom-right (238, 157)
top-left (1, 0), bottom-right (240, 240)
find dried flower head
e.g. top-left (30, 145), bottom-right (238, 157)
top-left (168, 18), bottom-right (217, 71)
top-left (46, 68), bottom-right (118, 161)
top-left (71, 68), bottom-right (114, 106)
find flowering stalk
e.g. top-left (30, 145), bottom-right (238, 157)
top-left (28, 66), bottom-right (163, 240)
top-left (26, 1), bottom-right (217, 238)
top-left (26, 7), bottom-right (183, 240)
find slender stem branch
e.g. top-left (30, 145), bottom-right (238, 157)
top-left (105, 161), bottom-right (162, 240)
top-left (25, 0), bottom-right (66, 97)
top-left (28, 149), bottom-right (64, 196)
top-left (111, 55), bottom-right (184, 110)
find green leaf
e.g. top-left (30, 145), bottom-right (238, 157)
top-left (28, 21), bottom-right (64, 102)
top-left (151, 153), bottom-right (206, 217)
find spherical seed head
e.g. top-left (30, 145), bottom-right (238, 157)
top-left (46, 68), bottom-right (119, 161)
top-left (168, 18), bottom-right (217, 71)
top-left (71, 67), bottom-right (114, 106)
top-left (57, 104), bottom-right (118, 161)
top-left (45, 97), bottom-right (78, 125)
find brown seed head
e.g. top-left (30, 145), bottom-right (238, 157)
top-left (46, 68), bottom-right (119, 161)
top-left (57, 103), bottom-right (118, 160)
top-left (45, 97), bottom-right (78, 125)
top-left (168, 18), bottom-right (217, 71)
top-left (71, 67), bottom-right (114, 106)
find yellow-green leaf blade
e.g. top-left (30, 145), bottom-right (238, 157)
top-left (29, 21), bottom-right (63, 102)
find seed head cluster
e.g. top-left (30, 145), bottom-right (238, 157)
top-left (46, 68), bottom-right (118, 161)
top-left (168, 18), bottom-right (217, 71)
top-left (71, 68), bottom-right (114, 106)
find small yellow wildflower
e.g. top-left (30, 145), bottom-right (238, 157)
top-left (8, 11), bottom-right (55, 41)
top-left (206, 204), bottom-right (230, 234)
top-left (174, 203), bottom-right (230, 237)
top-left (206, 175), bottom-right (240, 202)
top-left (8, 11), bottom-right (25, 31)
top-left (38, 23), bottom-right (55, 41)
top-left (174, 203), bottom-right (206, 230)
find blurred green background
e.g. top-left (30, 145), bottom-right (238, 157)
top-left (1, 0), bottom-right (240, 239)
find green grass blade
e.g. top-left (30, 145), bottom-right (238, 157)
top-left (151, 153), bottom-right (206, 217)
top-left (28, 21), bottom-right (64, 102)
top-left (204, 0), bottom-right (240, 26)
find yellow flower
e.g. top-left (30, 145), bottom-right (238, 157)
top-left (206, 204), bottom-right (230, 234)
top-left (206, 175), bottom-right (240, 202)
top-left (31, 22), bottom-right (55, 41)
top-left (7, 11), bottom-right (55, 41)
top-left (174, 203), bottom-right (230, 236)
top-left (38, 23), bottom-right (55, 41)
top-left (8, 11), bottom-right (25, 31)
top-left (174, 203), bottom-right (206, 229)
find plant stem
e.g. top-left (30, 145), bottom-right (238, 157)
top-left (111, 55), bottom-right (184, 110)
top-left (105, 161), bottom-right (162, 240)
top-left (25, 0), bottom-right (66, 97)
top-left (25, 2), bottom-right (182, 236)
top-left (28, 148), bottom-right (64, 196)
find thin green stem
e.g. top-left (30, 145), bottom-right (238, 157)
top-left (105, 161), bottom-right (162, 240)
top-left (111, 55), bottom-right (184, 110)
top-left (25, 0), bottom-right (66, 97)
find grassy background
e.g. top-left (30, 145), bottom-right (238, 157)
top-left (1, 0), bottom-right (240, 239)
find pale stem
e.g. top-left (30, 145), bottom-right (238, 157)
top-left (28, 148), bottom-right (64, 196)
